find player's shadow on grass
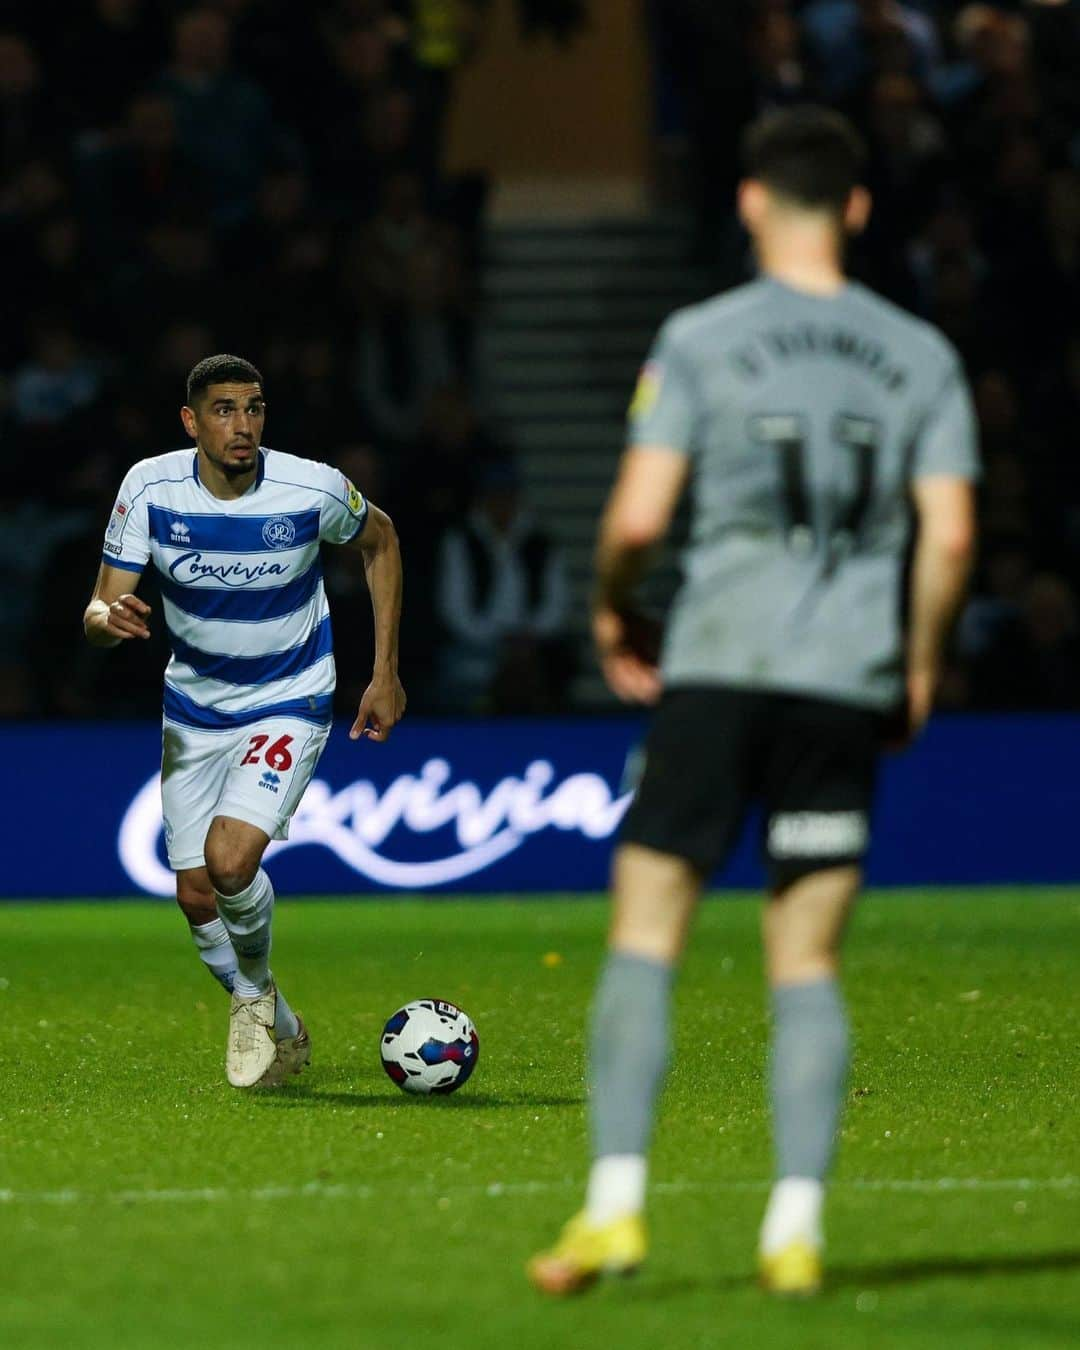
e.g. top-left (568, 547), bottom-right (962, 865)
top-left (254, 1087), bottom-right (584, 1110)
top-left (632, 1249), bottom-right (1080, 1301)
top-left (826, 1248), bottom-right (1080, 1289)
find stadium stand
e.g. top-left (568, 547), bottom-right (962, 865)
top-left (0, 0), bottom-right (1078, 715)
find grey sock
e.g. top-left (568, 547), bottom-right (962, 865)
top-left (589, 952), bottom-right (673, 1158)
top-left (770, 978), bottom-right (850, 1179)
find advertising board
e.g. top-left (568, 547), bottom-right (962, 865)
top-left (4, 716), bottom-right (1078, 897)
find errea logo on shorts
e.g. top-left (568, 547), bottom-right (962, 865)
top-left (262, 516), bottom-right (297, 549)
top-left (768, 811), bottom-right (869, 859)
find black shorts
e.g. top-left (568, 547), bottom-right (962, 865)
top-left (620, 685), bottom-right (882, 889)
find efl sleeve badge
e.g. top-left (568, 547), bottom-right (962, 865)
top-left (629, 361), bottom-right (664, 421)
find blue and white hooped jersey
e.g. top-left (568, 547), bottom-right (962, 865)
top-left (102, 447), bottom-right (368, 731)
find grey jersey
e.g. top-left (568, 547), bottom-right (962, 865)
top-left (630, 277), bottom-right (978, 710)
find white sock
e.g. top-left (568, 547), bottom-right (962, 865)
top-left (214, 869), bottom-right (274, 998)
top-left (585, 1154), bottom-right (647, 1225)
top-left (273, 981), bottom-right (300, 1040)
top-left (189, 918), bottom-right (238, 993)
top-left (759, 1176), bottom-right (824, 1255)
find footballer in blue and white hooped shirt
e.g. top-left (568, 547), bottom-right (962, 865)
top-left (86, 354), bottom-right (406, 1089)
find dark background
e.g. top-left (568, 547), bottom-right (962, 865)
top-left (1, 0), bottom-right (1077, 719)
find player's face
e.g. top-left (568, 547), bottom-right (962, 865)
top-left (183, 382), bottom-right (266, 476)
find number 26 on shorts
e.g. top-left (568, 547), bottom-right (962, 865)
top-left (240, 733), bottom-right (294, 771)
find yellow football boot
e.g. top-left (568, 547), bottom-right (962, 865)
top-left (527, 1211), bottom-right (647, 1295)
top-left (758, 1238), bottom-right (823, 1297)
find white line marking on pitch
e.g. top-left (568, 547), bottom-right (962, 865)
top-left (0, 1177), bottom-right (1076, 1208)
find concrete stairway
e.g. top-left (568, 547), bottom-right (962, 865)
top-left (479, 217), bottom-right (711, 706)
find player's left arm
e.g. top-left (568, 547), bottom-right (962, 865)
top-left (345, 502), bottom-right (407, 742)
top-left (905, 348), bottom-right (980, 738)
top-left (907, 475), bottom-right (976, 737)
top-left (594, 446), bottom-right (690, 704)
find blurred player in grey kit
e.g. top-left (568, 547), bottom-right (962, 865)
top-left (529, 105), bottom-right (978, 1296)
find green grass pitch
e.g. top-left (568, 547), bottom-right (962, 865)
top-left (2, 890), bottom-right (1078, 1349)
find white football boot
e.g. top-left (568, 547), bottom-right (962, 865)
top-left (258, 1014), bottom-right (311, 1088)
top-left (226, 984), bottom-right (278, 1088)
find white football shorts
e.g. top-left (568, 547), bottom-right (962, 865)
top-left (161, 715), bottom-right (331, 871)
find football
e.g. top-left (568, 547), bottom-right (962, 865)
top-left (380, 998), bottom-right (480, 1095)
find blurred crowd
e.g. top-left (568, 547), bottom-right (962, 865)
top-left (0, 0), bottom-right (577, 718)
top-left (2, 0), bottom-right (1079, 718)
top-left (653, 0), bottom-right (1080, 709)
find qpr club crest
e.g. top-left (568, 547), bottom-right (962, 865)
top-left (262, 515), bottom-right (296, 549)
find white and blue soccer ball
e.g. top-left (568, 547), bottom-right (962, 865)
top-left (380, 999), bottom-right (480, 1096)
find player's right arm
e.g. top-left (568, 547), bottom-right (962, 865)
top-left (84, 563), bottom-right (151, 647)
top-left (85, 472), bottom-right (153, 648)
top-left (594, 448), bottom-right (689, 704)
top-left (594, 319), bottom-right (694, 704)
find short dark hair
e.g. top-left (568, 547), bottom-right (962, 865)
top-left (186, 354), bottom-right (263, 405)
top-left (741, 106), bottom-right (867, 211)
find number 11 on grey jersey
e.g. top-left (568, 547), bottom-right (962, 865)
top-left (629, 276), bottom-right (979, 711)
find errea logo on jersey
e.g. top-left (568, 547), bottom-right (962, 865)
top-left (170, 520), bottom-right (191, 544)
